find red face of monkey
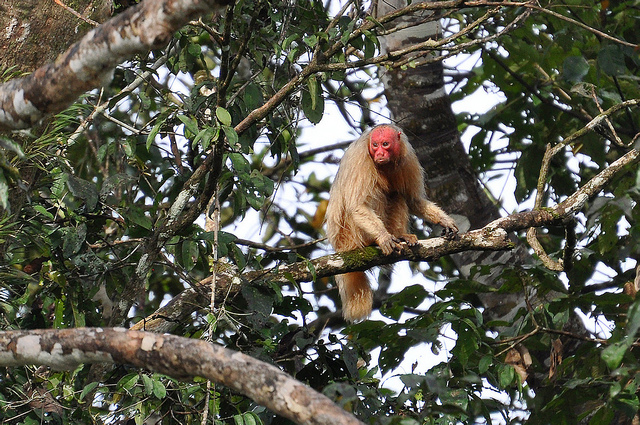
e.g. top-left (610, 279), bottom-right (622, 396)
top-left (368, 126), bottom-right (402, 166)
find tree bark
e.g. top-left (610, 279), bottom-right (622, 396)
top-left (373, 0), bottom-right (600, 402)
top-left (0, 328), bottom-right (364, 425)
top-left (0, 1), bottom-right (111, 74)
top-left (0, 0), bottom-right (230, 131)
top-left (372, 0), bottom-right (534, 320)
top-left (374, 1), bottom-right (498, 228)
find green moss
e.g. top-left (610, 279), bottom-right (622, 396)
top-left (339, 246), bottom-right (381, 268)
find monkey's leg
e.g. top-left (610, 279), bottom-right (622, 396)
top-left (385, 196), bottom-right (418, 246)
top-left (351, 205), bottom-right (402, 255)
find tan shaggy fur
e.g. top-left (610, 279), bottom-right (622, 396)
top-left (326, 124), bottom-right (457, 322)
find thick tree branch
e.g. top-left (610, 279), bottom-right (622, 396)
top-left (0, 328), bottom-right (364, 425)
top-left (0, 0), bottom-right (230, 131)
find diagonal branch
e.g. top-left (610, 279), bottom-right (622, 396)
top-left (0, 328), bottom-right (364, 425)
top-left (0, 0), bottom-right (231, 131)
top-left (132, 228), bottom-right (513, 333)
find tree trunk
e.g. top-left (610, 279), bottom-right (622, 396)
top-left (0, 1), bottom-right (111, 73)
top-left (374, 0), bottom-right (532, 321)
top-left (374, 0), bottom-right (590, 397)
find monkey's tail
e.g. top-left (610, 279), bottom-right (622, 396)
top-left (337, 272), bottom-right (373, 322)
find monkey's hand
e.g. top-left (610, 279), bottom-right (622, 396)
top-left (441, 222), bottom-right (459, 240)
top-left (438, 216), bottom-right (459, 240)
top-left (442, 227), bottom-right (458, 240)
top-left (397, 233), bottom-right (419, 246)
top-left (376, 233), bottom-right (403, 255)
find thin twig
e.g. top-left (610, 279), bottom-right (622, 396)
top-left (53, 0), bottom-right (99, 26)
top-left (528, 3), bottom-right (637, 48)
top-left (234, 237), bottom-right (325, 252)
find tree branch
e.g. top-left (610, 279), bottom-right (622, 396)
top-left (0, 328), bottom-right (364, 425)
top-left (0, 0), bottom-right (231, 131)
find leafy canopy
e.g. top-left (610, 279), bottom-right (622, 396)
top-left (1, 1), bottom-right (640, 424)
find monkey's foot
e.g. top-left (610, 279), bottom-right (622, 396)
top-left (397, 233), bottom-right (419, 246)
top-left (442, 227), bottom-right (459, 240)
top-left (376, 233), bottom-right (403, 255)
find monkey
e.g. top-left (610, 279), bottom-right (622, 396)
top-left (325, 124), bottom-right (458, 322)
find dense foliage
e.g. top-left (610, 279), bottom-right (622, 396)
top-left (1, 1), bottom-right (639, 424)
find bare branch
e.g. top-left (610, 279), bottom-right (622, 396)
top-left (528, 3), bottom-right (637, 49)
top-left (0, 0), bottom-right (230, 131)
top-left (0, 328), bottom-right (364, 425)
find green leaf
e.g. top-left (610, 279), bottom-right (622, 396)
top-left (601, 340), bottom-right (628, 370)
top-left (625, 298), bottom-right (640, 339)
top-left (146, 109), bottom-right (172, 150)
top-left (613, 395), bottom-right (640, 419)
top-left (562, 56), bottom-right (589, 82)
top-left (0, 136), bottom-right (25, 158)
top-left (383, 285), bottom-right (429, 320)
top-left (193, 126), bottom-right (219, 151)
top-left (127, 206), bottom-right (153, 230)
top-left (498, 364), bottom-right (515, 388)
top-left (478, 355), bottom-right (492, 374)
top-left (452, 321), bottom-right (478, 367)
top-left (588, 404), bottom-right (614, 425)
top-left (123, 136), bottom-right (136, 158)
top-left (397, 419), bottom-right (420, 425)
top-left (66, 175), bottom-right (99, 211)
top-left (362, 30), bottom-right (379, 59)
top-left (249, 170), bottom-right (274, 197)
top-left (53, 299), bottom-right (64, 328)
top-left (242, 412), bottom-right (261, 425)
top-left (181, 239), bottom-right (198, 271)
top-left (118, 373), bottom-right (139, 392)
top-left (80, 381), bottom-right (99, 400)
top-left (187, 42), bottom-right (201, 57)
top-left (142, 374), bottom-right (154, 396)
top-left (303, 34), bottom-right (318, 48)
top-left (63, 224), bottom-right (87, 257)
top-left (152, 379), bottom-right (166, 399)
top-left (302, 77), bottom-right (324, 124)
top-left (229, 153), bottom-right (250, 174)
top-left (178, 114), bottom-right (200, 137)
top-left (601, 299), bottom-right (640, 369)
top-left (216, 107), bottom-right (232, 126)
top-left (222, 125), bottom-right (239, 148)
top-left (598, 45), bottom-right (626, 76)
top-left (243, 83), bottom-right (263, 111)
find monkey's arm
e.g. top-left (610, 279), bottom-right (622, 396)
top-left (410, 198), bottom-right (459, 239)
top-left (351, 205), bottom-right (403, 255)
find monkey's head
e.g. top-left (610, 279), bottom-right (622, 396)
top-left (368, 125), bottom-right (403, 166)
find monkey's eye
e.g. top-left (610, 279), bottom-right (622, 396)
top-left (372, 142), bottom-right (378, 148)
top-left (382, 142), bottom-right (389, 147)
